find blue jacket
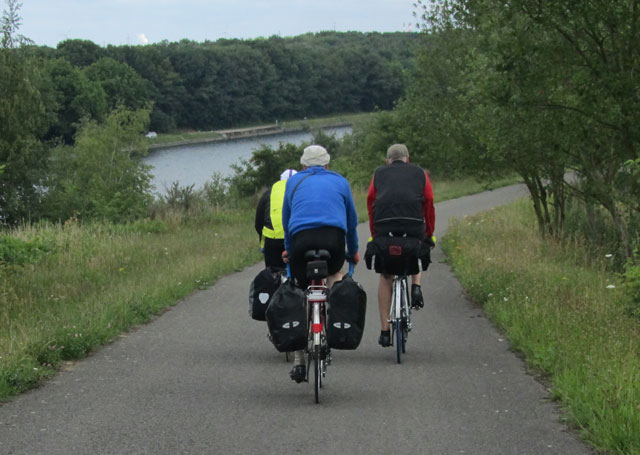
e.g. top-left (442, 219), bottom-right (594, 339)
top-left (282, 166), bottom-right (359, 256)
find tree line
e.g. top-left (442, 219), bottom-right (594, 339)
top-left (33, 31), bottom-right (419, 138)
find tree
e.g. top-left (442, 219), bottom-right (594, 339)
top-left (55, 39), bottom-right (103, 67)
top-left (0, 0), bottom-right (50, 225)
top-left (42, 107), bottom-right (153, 222)
top-left (84, 57), bottom-right (152, 111)
top-left (412, 0), bottom-right (640, 254)
top-left (43, 58), bottom-right (108, 143)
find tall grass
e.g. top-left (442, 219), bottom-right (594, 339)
top-left (0, 208), bottom-right (261, 400)
top-left (442, 199), bottom-right (640, 455)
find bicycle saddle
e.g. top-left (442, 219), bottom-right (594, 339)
top-left (304, 249), bottom-right (331, 279)
top-left (304, 249), bottom-right (331, 262)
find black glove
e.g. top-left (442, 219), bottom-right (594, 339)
top-left (364, 240), bottom-right (377, 270)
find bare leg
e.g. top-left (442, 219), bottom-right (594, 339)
top-left (378, 274), bottom-right (393, 331)
top-left (327, 271), bottom-right (343, 290)
top-left (411, 271), bottom-right (421, 285)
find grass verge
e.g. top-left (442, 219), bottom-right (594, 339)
top-left (0, 208), bottom-right (261, 401)
top-left (442, 198), bottom-right (640, 455)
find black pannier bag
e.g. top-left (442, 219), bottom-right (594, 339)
top-left (265, 280), bottom-right (307, 352)
top-left (365, 235), bottom-right (431, 276)
top-left (249, 267), bottom-right (282, 321)
top-left (326, 275), bottom-right (367, 350)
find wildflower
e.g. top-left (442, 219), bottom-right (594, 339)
top-left (606, 284), bottom-right (616, 289)
top-left (605, 254), bottom-right (613, 258)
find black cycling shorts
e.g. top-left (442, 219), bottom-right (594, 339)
top-left (290, 226), bottom-right (345, 288)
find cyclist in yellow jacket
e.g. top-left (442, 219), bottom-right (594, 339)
top-left (254, 169), bottom-right (297, 269)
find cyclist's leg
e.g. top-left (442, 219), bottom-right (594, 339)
top-left (324, 228), bottom-right (345, 289)
top-left (378, 273), bottom-right (393, 331)
top-left (378, 273), bottom-right (393, 347)
top-left (290, 350), bottom-right (306, 383)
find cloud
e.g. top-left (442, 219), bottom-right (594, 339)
top-left (137, 33), bottom-right (149, 44)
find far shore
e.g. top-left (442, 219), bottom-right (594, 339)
top-left (147, 122), bottom-right (353, 151)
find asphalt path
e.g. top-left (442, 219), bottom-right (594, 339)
top-left (0, 184), bottom-right (593, 455)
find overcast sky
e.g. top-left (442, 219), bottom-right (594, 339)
top-left (15, 0), bottom-right (421, 48)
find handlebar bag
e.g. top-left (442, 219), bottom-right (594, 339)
top-left (265, 280), bottom-right (307, 352)
top-left (327, 275), bottom-right (367, 350)
top-left (249, 266), bottom-right (281, 321)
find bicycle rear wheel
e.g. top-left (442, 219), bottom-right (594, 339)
top-left (395, 317), bottom-right (403, 363)
top-left (401, 320), bottom-right (407, 354)
top-left (401, 307), bottom-right (408, 354)
top-left (314, 345), bottom-right (321, 403)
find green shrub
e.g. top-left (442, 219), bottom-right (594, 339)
top-left (159, 182), bottom-right (200, 212)
top-left (0, 235), bottom-right (55, 266)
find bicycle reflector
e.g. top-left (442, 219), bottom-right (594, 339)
top-left (389, 245), bottom-right (403, 256)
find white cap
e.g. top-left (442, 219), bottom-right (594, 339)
top-left (280, 169), bottom-right (297, 180)
top-left (300, 145), bottom-right (330, 167)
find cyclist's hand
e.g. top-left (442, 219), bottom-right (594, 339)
top-left (428, 234), bottom-right (437, 249)
top-left (347, 252), bottom-right (360, 265)
top-left (281, 250), bottom-right (289, 264)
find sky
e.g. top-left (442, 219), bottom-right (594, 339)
top-left (15, 0), bottom-right (421, 48)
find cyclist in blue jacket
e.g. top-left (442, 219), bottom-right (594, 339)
top-left (281, 144), bottom-right (359, 382)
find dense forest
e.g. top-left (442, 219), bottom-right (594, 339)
top-left (33, 31), bottom-right (419, 137)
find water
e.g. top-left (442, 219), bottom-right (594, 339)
top-left (143, 126), bottom-right (352, 194)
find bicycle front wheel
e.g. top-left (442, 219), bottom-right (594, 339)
top-left (314, 345), bottom-right (321, 403)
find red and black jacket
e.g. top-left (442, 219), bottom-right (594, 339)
top-left (366, 161), bottom-right (435, 239)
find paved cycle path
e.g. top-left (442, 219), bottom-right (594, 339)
top-left (0, 184), bottom-right (593, 455)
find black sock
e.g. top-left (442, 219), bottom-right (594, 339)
top-left (380, 329), bottom-right (390, 336)
top-left (412, 284), bottom-right (421, 291)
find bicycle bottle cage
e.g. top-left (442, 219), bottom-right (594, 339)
top-left (304, 249), bottom-right (331, 279)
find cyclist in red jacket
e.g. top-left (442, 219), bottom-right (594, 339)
top-left (365, 144), bottom-right (435, 347)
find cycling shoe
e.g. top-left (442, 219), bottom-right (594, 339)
top-left (378, 331), bottom-right (391, 347)
top-left (289, 364), bottom-right (306, 383)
